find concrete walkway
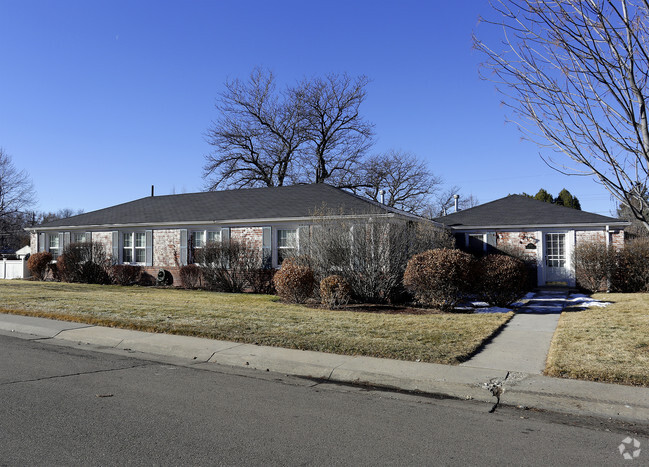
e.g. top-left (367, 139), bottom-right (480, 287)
top-left (1, 311), bottom-right (648, 425)
top-left (461, 289), bottom-right (569, 374)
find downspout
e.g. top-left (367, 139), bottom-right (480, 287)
top-left (605, 225), bottom-right (610, 248)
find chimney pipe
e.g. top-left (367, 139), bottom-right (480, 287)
top-left (453, 194), bottom-right (460, 213)
top-left (151, 185), bottom-right (154, 197)
top-left (379, 189), bottom-right (385, 204)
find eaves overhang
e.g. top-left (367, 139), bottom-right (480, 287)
top-left (444, 221), bottom-right (631, 230)
top-left (26, 212), bottom-right (442, 232)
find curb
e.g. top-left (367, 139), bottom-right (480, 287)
top-left (1, 313), bottom-right (648, 424)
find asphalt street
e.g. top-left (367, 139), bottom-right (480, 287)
top-left (0, 334), bottom-right (645, 466)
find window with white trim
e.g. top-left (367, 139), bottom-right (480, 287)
top-left (467, 233), bottom-right (486, 253)
top-left (49, 235), bottom-right (60, 259)
top-left (191, 230), bottom-right (221, 262)
top-left (123, 232), bottom-right (146, 264)
top-left (72, 232), bottom-right (87, 243)
top-left (277, 229), bottom-right (297, 265)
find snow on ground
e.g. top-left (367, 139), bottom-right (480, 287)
top-left (472, 306), bottom-right (513, 314)
top-left (566, 293), bottom-right (610, 308)
top-left (465, 292), bottom-right (608, 313)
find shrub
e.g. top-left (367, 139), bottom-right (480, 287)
top-left (57, 242), bottom-right (111, 284)
top-left (27, 251), bottom-right (52, 280)
top-left (245, 268), bottom-right (276, 294)
top-left (110, 265), bottom-right (144, 286)
top-left (195, 240), bottom-right (263, 292)
top-left (320, 275), bottom-right (352, 309)
top-left (475, 254), bottom-right (528, 307)
top-left (179, 264), bottom-right (202, 289)
top-left (403, 248), bottom-right (473, 311)
top-left (573, 241), bottom-right (613, 293)
top-left (303, 217), bottom-right (454, 303)
top-left (273, 258), bottom-right (315, 303)
top-left (611, 238), bottom-right (649, 292)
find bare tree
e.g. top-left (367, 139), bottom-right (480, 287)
top-left (427, 187), bottom-right (479, 217)
top-left (302, 216), bottom-right (454, 303)
top-left (203, 67), bottom-right (307, 190)
top-left (36, 208), bottom-right (85, 225)
top-left (355, 150), bottom-right (443, 214)
top-left (475, 0), bottom-right (649, 233)
top-left (204, 69), bottom-right (375, 191)
top-left (0, 149), bottom-right (36, 251)
top-left (295, 73), bottom-right (374, 187)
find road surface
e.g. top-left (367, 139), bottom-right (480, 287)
top-left (0, 334), bottom-right (645, 465)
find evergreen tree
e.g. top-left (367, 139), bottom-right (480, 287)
top-left (555, 189), bottom-right (581, 210)
top-left (533, 189), bottom-right (554, 204)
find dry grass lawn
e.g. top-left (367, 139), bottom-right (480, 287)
top-left (0, 280), bottom-right (512, 364)
top-left (546, 293), bottom-right (649, 386)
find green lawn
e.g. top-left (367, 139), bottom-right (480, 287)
top-left (0, 279), bottom-right (512, 365)
top-left (546, 293), bottom-right (649, 386)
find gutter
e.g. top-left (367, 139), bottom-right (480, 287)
top-left (442, 221), bottom-right (630, 230)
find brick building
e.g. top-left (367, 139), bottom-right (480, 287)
top-left (435, 195), bottom-right (629, 287)
top-left (28, 184), bottom-right (429, 283)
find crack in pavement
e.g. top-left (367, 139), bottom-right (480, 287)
top-left (0, 363), bottom-right (151, 386)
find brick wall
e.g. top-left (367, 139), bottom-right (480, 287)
top-left (92, 232), bottom-right (113, 256)
top-left (576, 229), bottom-right (625, 250)
top-left (611, 230), bottom-right (625, 250)
top-left (231, 227), bottom-right (263, 249)
top-left (576, 230), bottom-right (605, 244)
top-left (495, 231), bottom-right (540, 263)
top-left (153, 229), bottom-right (181, 268)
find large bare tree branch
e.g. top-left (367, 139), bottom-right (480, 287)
top-left (203, 67), bottom-right (307, 190)
top-left (475, 0), bottom-right (649, 231)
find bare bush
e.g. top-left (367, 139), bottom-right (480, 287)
top-left (403, 248), bottom-right (473, 311)
top-left (320, 275), bottom-right (352, 309)
top-left (27, 251), bottom-right (52, 280)
top-left (195, 239), bottom-right (264, 292)
top-left (302, 216), bottom-right (453, 303)
top-left (475, 254), bottom-right (528, 307)
top-left (611, 238), bottom-right (649, 292)
top-left (179, 264), bottom-right (202, 289)
top-left (57, 242), bottom-right (111, 284)
top-left (110, 265), bottom-right (144, 286)
top-left (273, 258), bottom-right (315, 303)
top-left (573, 242), bottom-right (613, 293)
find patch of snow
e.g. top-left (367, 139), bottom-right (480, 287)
top-left (473, 306), bottom-right (512, 314)
top-left (567, 294), bottom-right (610, 308)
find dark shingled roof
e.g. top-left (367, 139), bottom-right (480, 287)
top-left (435, 195), bottom-right (628, 228)
top-left (38, 184), bottom-right (418, 228)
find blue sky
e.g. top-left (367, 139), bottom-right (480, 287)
top-left (0, 0), bottom-right (618, 216)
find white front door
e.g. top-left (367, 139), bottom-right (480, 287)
top-left (545, 232), bottom-right (571, 284)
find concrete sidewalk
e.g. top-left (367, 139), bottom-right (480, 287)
top-left (1, 313), bottom-right (648, 425)
top-left (461, 289), bottom-right (568, 373)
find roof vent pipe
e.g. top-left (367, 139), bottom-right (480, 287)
top-left (151, 185), bottom-right (155, 197)
top-left (453, 194), bottom-right (460, 213)
top-left (379, 189), bottom-right (385, 204)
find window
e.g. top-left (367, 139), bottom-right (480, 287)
top-left (467, 234), bottom-right (486, 254)
top-left (545, 233), bottom-right (566, 268)
top-left (72, 232), bottom-right (87, 243)
top-left (277, 229), bottom-right (297, 264)
top-left (191, 230), bottom-right (221, 262)
top-left (123, 232), bottom-right (147, 264)
top-left (49, 235), bottom-right (60, 259)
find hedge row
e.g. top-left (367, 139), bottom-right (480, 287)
top-left (574, 238), bottom-right (649, 293)
top-left (274, 248), bottom-right (529, 310)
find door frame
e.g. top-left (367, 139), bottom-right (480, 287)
top-left (537, 229), bottom-right (575, 287)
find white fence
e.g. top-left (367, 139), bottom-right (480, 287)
top-left (0, 258), bottom-right (30, 279)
